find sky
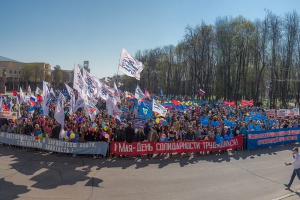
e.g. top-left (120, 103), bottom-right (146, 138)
top-left (1, 0), bottom-right (299, 79)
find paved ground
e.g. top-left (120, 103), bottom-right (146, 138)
top-left (1, 144), bottom-right (300, 200)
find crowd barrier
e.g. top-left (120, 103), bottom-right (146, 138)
top-left (111, 136), bottom-right (243, 155)
top-left (247, 127), bottom-right (300, 150)
top-left (0, 132), bottom-right (108, 156)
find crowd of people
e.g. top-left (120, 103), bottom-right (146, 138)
top-left (1, 87), bottom-right (299, 158)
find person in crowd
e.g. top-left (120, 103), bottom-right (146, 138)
top-left (147, 126), bottom-right (159, 158)
top-left (125, 122), bottom-right (135, 143)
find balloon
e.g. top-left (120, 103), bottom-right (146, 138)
top-left (216, 134), bottom-right (221, 139)
top-left (67, 132), bottom-right (71, 137)
top-left (75, 134), bottom-right (79, 139)
top-left (42, 133), bottom-right (45, 137)
top-left (159, 120), bottom-right (163, 124)
top-left (163, 121), bottom-right (168, 125)
top-left (35, 131), bottom-right (41, 136)
top-left (229, 133), bottom-right (234, 139)
top-left (102, 132), bottom-right (106, 136)
top-left (204, 136), bottom-right (209, 141)
top-left (70, 133), bottom-right (75, 139)
top-left (92, 123), bottom-right (97, 128)
top-left (156, 118), bottom-right (160, 124)
top-left (105, 134), bottom-right (109, 139)
top-left (102, 122), bottom-right (106, 127)
top-left (103, 126), bottom-right (108, 132)
top-left (215, 139), bottom-right (220, 144)
top-left (164, 137), bottom-right (169, 142)
top-left (38, 134), bottom-right (43, 139)
top-left (219, 137), bottom-right (224, 143)
top-left (34, 136), bottom-right (38, 140)
top-left (224, 135), bottom-right (229, 140)
top-left (72, 138), bottom-right (78, 142)
top-left (94, 127), bottom-right (97, 131)
top-left (90, 127), bottom-right (94, 131)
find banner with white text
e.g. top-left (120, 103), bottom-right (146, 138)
top-left (110, 136), bottom-right (243, 155)
top-left (247, 128), bottom-right (300, 150)
top-left (0, 132), bottom-right (108, 156)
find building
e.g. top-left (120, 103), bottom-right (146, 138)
top-left (0, 56), bottom-right (51, 91)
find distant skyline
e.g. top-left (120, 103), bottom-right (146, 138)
top-left (1, 0), bottom-right (299, 78)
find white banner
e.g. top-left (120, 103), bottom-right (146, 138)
top-left (0, 111), bottom-right (17, 119)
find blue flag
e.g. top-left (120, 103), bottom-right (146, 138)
top-left (139, 105), bottom-right (153, 119)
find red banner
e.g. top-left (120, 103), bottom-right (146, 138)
top-left (241, 99), bottom-right (254, 106)
top-left (111, 136), bottom-right (243, 155)
top-left (224, 101), bottom-right (236, 106)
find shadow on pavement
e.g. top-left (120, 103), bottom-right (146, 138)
top-left (0, 143), bottom-right (298, 198)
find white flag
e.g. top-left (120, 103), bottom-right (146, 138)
top-left (152, 99), bottom-right (167, 117)
top-left (20, 87), bottom-right (25, 104)
top-left (65, 83), bottom-right (75, 114)
top-left (50, 87), bottom-right (55, 97)
top-left (84, 101), bottom-right (99, 121)
top-left (27, 85), bottom-right (31, 98)
top-left (125, 91), bottom-right (134, 99)
top-left (15, 96), bottom-right (21, 118)
top-left (73, 66), bottom-right (85, 92)
top-left (73, 91), bottom-right (86, 112)
top-left (82, 68), bottom-right (99, 98)
top-left (42, 81), bottom-right (49, 98)
top-left (107, 82), bottom-right (121, 103)
top-left (118, 49), bottom-right (144, 80)
top-left (35, 87), bottom-right (43, 96)
top-left (0, 97), bottom-right (2, 111)
top-left (135, 85), bottom-right (147, 100)
top-left (42, 82), bottom-right (51, 116)
top-left (106, 99), bottom-right (121, 121)
top-left (54, 93), bottom-right (65, 128)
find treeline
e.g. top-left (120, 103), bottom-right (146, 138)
top-left (120, 10), bottom-right (300, 108)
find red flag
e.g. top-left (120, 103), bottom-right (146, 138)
top-left (224, 101), bottom-right (236, 106)
top-left (241, 100), bottom-right (254, 106)
top-left (12, 89), bottom-right (18, 97)
top-left (172, 100), bottom-right (181, 107)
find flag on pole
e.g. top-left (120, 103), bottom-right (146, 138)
top-left (35, 87), bottom-right (43, 96)
top-left (54, 93), bottom-right (65, 128)
top-left (152, 99), bottom-right (167, 117)
top-left (73, 65), bottom-right (85, 92)
top-left (20, 87), bottom-right (25, 103)
top-left (199, 89), bottom-right (205, 96)
top-left (27, 85), bottom-right (31, 98)
top-left (15, 96), bottom-right (21, 118)
top-left (84, 101), bottom-right (99, 121)
top-left (118, 49), bottom-right (144, 80)
top-left (144, 90), bottom-right (152, 100)
top-left (82, 68), bottom-right (99, 98)
top-left (73, 91), bottom-right (86, 112)
top-left (106, 99), bottom-right (122, 121)
top-left (65, 83), bottom-right (75, 114)
top-left (42, 82), bottom-right (51, 116)
top-left (138, 104), bottom-right (153, 119)
top-left (135, 85), bottom-right (147, 101)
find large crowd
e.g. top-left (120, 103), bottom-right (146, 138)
top-left (1, 87), bottom-right (299, 157)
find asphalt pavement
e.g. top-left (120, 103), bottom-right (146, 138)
top-left (1, 143), bottom-right (300, 200)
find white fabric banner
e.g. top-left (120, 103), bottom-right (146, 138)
top-left (152, 99), bottom-right (167, 117)
top-left (54, 93), bottom-right (65, 128)
top-left (118, 49), bottom-right (144, 80)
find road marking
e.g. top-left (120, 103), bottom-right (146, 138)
top-left (272, 192), bottom-right (297, 200)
